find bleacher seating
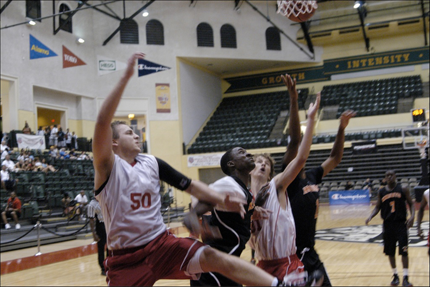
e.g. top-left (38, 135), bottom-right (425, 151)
top-left (321, 75), bottom-right (423, 118)
top-left (188, 89), bottom-right (309, 154)
top-left (271, 143), bottom-right (423, 201)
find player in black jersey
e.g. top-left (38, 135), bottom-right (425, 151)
top-left (278, 94), bottom-right (355, 286)
top-left (366, 170), bottom-right (415, 287)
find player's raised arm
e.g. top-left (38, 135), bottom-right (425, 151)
top-left (281, 74), bottom-right (301, 170)
top-left (321, 110), bottom-right (356, 177)
top-left (92, 52), bottom-right (145, 189)
top-left (274, 93), bottom-right (321, 192)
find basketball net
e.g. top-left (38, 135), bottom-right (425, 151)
top-left (277, 0), bottom-right (318, 18)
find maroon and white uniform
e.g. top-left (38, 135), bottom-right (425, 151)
top-left (250, 179), bottom-right (305, 283)
top-left (95, 154), bottom-right (207, 286)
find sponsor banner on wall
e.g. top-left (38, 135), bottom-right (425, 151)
top-left (97, 55), bottom-right (127, 76)
top-left (16, 134), bottom-right (45, 150)
top-left (29, 34), bottom-right (58, 60)
top-left (187, 153), bottom-right (223, 167)
top-left (329, 189), bottom-right (370, 205)
top-left (352, 140), bottom-right (377, 154)
top-left (155, 83), bottom-right (171, 113)
top-left (62, 46), bottom-right (86, 68)
top-left (138, 59), bottom-right (170, 77)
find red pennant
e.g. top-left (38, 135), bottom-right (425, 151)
top-left (62, 46), bottom-right (86, 68)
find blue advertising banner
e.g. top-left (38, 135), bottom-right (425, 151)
top-left (29, 34), bottom-right (58, 60)
top-left (138, 59), bottom-right (170, 77)
top-left (329, 189), bottom-right (370, 205)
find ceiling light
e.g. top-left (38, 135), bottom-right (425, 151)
top-left (142, 10), bottom-right (149, 17)
top-left (76, 37), bottom-right (85, 44)
top-left (26, 18), bottom-right (36, 26)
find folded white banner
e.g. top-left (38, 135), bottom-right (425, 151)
top-left (97, 55), bottom-right (127, 76)
top-left (16, 134), bottom-right (45, 150)
top-left (187, 153), bottom-right (223, 167)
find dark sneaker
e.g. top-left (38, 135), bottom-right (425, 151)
top-left (402, 276), bottom-right (412, 287)
top-left (391, 274), bottom-right (400, 286)
top-left (101, 270), bottom-right (106, 276)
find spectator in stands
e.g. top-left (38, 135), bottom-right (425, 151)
top-left (0, 141), bottom-right (8, 153)
top-left (1, 191), bottom-right (21, 230)
top-left (14, 159), bottom-right (26, 172)
top-left (62, 192), bottom-right (73, 216)
top-left (65, 128), bottom-right (72, 150)
top-left (68, 149), bottom-right (78, 160)
top-left (87, 196), bottom-right (108, 276)
top-left (37, 126), bottom-right (44, 136)
top-left (49, 124), bottom-right (58, 146)
top-left (17, 149), bottom-right (25, 162)
top-left (57, 127), bottom-right (65, 148)
top-left (362, 178), bottom-right (373, 191)
top-left (345, 181), bottom-right (354, 190)
top-left (44, 126), bottom-right (50, 149)
top-left (2, 154), bottom-right (15, 172)
top-left (78, 152), bottom-right (90, 160)
top-left (22, 121), bottom-right (31, 134)
top-left (40, 158), bottom-right (57, 172)
top-left (49, 146), bottom-right (58, 158)
top-left (1, 147), bottom-right (9, 161)
top-left (1, 165), bottom-right (10, 190)
top-left (379, 178), bottom-right (387, 191)
top-left (74, 190), bottom-right (88, 217)
top-left (71, 131), bottom-right (78, 149)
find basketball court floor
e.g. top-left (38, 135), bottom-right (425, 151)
top-left (1, 204), bottom-right (429, 286)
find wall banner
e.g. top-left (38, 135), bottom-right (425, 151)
top-left (329, 189), bottom-right (370, 205)
top-left (224, 47), bottom-right (429, 93)
top-left (62, 46), bottom-right (86, 68)
top-left (187, 153), bottom-right (223, 167)
top-left (138, 59), bottom-right (170, 77)
top-left (323, 47), bottom-right (429, 76)
top-left (352, 140), bottom-right (377, 154)
top-left (29, 34), bottom-right (58, 60)
top-left (97, 55), bottom-right (127, 76)
top-left (224, 66), bottom-right (327, 93)
top-left (16, 134), bottom-right (45, 150)
top-left (155, 83), bottom-right (171, 113)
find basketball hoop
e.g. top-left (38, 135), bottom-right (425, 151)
top-left (277, 0), bottom-right (318, 23)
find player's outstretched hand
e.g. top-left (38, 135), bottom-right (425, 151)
top-left (339, 110), bottom-right (357, 129)
top-left (124, 52), bottom-right (145, 79)
top-left (365, 217), bottom-right (371, 225)
top-left (281, 74), bottom-right (298, 101)
top-left (221, 195), bottom-right (246, 219)
top-left (307, 92), bottom-right (321, 120)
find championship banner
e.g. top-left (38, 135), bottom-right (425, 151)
top-left (62, 46), bottom-right (86, 68)
top-left (16, 134), bottom-right (45, 150)
top-left (97, 55), bottom-right (127, 76)
top-left (138, 59), bottom-right (170, 77)
top-left (155, 83), bottom-right (171, 113)
top-left (352, 140), bottom-right (377, 154)
top-left (29, 34), bottom-right (58, 60)
top-left (187, 153), bottom-right (223, 167)
top-left (329, 189), bottom-right (370, 205)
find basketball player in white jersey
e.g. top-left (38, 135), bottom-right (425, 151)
top-left (93, 52), bottom-right (298, 286)
top-left (417, 188), bottom-right (429, 255)
top-left (249, 91), bottom-right (322, 286)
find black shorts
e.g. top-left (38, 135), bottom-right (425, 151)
top-left (5, 210), bottom-right (21, 219)
top-left (297, 247), bottom-right (332, 287)
top-left (383, 221), bottom-right (408, 256)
